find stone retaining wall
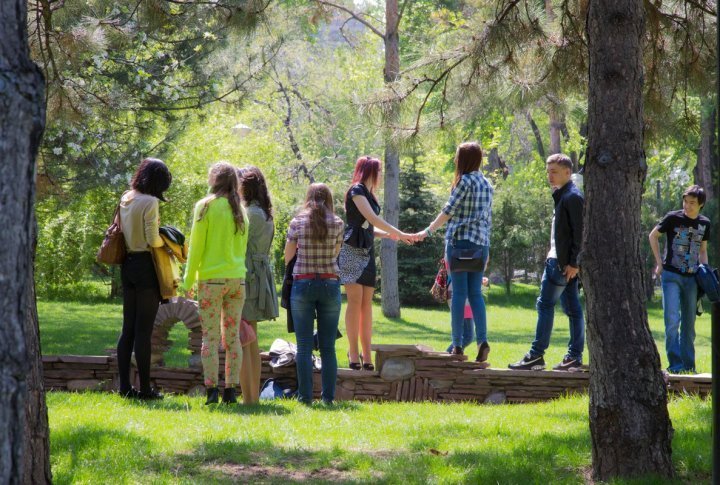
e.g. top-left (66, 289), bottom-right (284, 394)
top-left (42, 344), bottom-right (712, 404)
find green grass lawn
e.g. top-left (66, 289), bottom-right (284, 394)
top-left (39, 283), bottom-right (713, 483)
top-left (48, 392), bottom-right (710, 484)
top-left (39, 283), bottom-right (713, 372)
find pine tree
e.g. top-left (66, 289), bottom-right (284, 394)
top-left (396, 162), bottom-right (444, 306)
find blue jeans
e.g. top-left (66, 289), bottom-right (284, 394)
top-left (446, 318), bottom-right (474, 352)
top-left (446, 240), bottom-right (489, 348)
top-left (661, 271), bottom-right (698, 372)
top-left (290, 278), bottom-right (341, 403)
top-left (530, 258), bottom-right (585, 362)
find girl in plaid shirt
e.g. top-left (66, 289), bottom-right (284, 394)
top-left (284, 183), bottom-right (344, 404)
top-left (417, 142), bottom-right (494, 364)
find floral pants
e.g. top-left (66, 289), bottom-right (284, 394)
top-left (198, 279), bottom-right (245, 387)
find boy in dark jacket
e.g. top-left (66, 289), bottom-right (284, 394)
top-left (509, 154), bottom-right (585, 371)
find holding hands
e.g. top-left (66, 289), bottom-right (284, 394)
top-left (385, 229), bottom-right (421, 245)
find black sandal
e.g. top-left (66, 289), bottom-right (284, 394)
top-left (360, 355), bottom-right (374, 371)
top-left (348, 353), bottom-right (362, 370)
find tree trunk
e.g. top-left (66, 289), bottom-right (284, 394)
top-left (584, 1), bottom-right (673, 481)
top-left (486, 147), bottom-right (509, 179)
top-left (23, 262), bottom-right (52, 485)
top-left (549, 104), bottom-right (562, 155)
top-left (0, 0), bottom-right (48, 482)
top-left (526, 111), bottom-right (546, 159)
top-left (381, 0), bottom-right (401, 317)
top-left (694, 98), bottom-right (716, 201)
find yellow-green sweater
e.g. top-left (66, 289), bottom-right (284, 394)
top-left (181, 196), bottom-right (249, 290)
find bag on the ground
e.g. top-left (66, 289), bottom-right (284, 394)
top-left (96, 204), bottom-right (125, 265)
top-left (430, 258), bottom-right (449, 303)
top-left (695, 264), bottom-right (720, 303)
top-left (448, 247), bottom-right (486, 272)
top-left (259, 378), bottom-right (297, 400)
top-left (268, 338), bottom-right (297, 367)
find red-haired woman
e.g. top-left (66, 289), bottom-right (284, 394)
top-left (417, 142), bottom-right (493, 364)
top-left (338, 156), bottom-right (414, 370)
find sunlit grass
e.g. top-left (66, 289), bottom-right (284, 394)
top-left (47, 392), bottom-right (711, 484)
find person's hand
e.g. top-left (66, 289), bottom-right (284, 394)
top-left (654, 264), bottom-right (663, 279)
top-left (388, 232), bottom-right (400, 242)
top-left (482, 277), bottom-right (489, 287)
top-left (412, 231), bottom-right (428, 243)
top-left (398, 232), bottom-right (416, 245)
top-left (563, 265), bottom-right (579, 282)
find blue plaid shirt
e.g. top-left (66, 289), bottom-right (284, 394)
top-left (442, 171), bottom-right (493, 246)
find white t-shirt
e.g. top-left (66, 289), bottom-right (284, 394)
top-left (547, 213), bottom-right (557, 259)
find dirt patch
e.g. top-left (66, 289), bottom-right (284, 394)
top-left (203, 462), bottom-right (354, 483)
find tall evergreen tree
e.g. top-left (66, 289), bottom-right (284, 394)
top-left (397, 162), bottom-right (443, 306)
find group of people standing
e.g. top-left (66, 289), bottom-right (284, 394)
top-left (116, 160), bottom-right (278, 403)
top-left (114, 142), bottom-right (709, 406)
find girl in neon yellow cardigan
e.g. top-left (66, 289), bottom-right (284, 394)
top-left (181, 162), bottom-right (249, 405)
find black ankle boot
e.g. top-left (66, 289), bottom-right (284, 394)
top-left (222, 387), bottom-right (237, 404)
top-left (205, 387), bottom-right (219, 405)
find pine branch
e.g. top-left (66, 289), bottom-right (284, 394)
top-left (313, 0), bottom-right (385, 39)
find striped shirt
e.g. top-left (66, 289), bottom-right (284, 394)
top-left (287, 213), bottom-right (344, 275)
top-left (442, 171), bottom-right (493, 246)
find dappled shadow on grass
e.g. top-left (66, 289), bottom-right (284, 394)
top-left (121, 395), bottom-right (196, 412)
top-left (203, 401), bottom-right (293, 416)
top-left (378, 316), bottom-right (448, 338)
top-left (311, 400), bottom-right (362, 412)
top-left (151, 438), bottom-right (365, 484)
top-left (51, 425), bottom-right (152, 484)
top-left (151, 427), bottom-right (594, 484)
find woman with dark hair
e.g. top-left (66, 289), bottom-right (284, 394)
top-left (338, 156), bottom-right (414, 371)
top-left (181, 162), bottom-right (249, 405)
top-left (416, 142), bottom-right (493, 363)
top-left (118, 157), bottom-right (172, 400)
top-left (237, 166), bottom-right (278, 405)
top-left (284, 183), bottom-right (344, 404)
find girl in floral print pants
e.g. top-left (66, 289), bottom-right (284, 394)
top-left (198, 279), bottom-right (246, 390)
top-left (181, 162), bottom-right (250, 405)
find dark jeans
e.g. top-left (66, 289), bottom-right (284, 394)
top-left (291, 277), bottom-right (341, 403)
top-left (119, 252), bottom-right (160, 393)
top-left (529, 258), bottom-right (585, 362)
top-left (446, 240), bottom-right (489, 348)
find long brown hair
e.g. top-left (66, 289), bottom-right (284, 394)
top-left (299, 183), bottom-right (334, 241)
top-left (198, 162), bottom-right (245, 234)
top-left (452, 142), bottom-right (483, 189)
top-left (238, 166), bottom-right (273, 221)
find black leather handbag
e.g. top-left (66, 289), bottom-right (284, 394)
top-left (448, 247), bottom-right (486, 272)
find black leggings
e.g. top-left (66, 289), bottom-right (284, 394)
top-left (118, 252), bottom-right (160, 393)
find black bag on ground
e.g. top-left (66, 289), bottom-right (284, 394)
top-left (448, 247), bottom-right (486, 272)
